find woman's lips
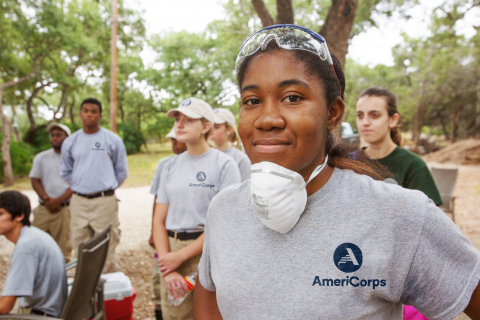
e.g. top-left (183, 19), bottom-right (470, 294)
top-left (253, 138), bottom-right (290, 153)
top-left (176, 131), bottom-right (186, 135)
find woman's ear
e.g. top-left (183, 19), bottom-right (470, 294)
top-left (389, 113), bottom-right (400, 128)
top-left (326, 97), bottom-right (345, 131)
top-left (202, 122), bottom-right (212, 135)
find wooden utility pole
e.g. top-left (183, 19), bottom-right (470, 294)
top-left (110, 0), bottom-right (118, 133)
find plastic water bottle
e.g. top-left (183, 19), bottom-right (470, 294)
top-left (167, 272), bottom-right (197, 306)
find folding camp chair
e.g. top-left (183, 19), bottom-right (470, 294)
top-left (0, 226), bottom-right (111, 320)
top-left (431, 166), bottom-right (459, 222)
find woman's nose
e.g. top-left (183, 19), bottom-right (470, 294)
top-left (254, 99), bottom-right (286, 131)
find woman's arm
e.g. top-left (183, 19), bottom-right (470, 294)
top-left (152, 203), bottom-right (170, 257)
top-left (158, 234), bottom-right (205, 276)
top-left (193, 279), bottom-right (222, 320)
top-left (464, 282), bottom-right (480, 319)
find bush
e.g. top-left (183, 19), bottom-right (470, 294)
top-left (0, 134), bottom-right (36, 182)
top-left (117, 122), bottom-right (146, 155)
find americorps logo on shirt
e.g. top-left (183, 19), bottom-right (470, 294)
top-left (189, 171), bottom-right (215, 188)
top-left (91, 141), bottom-right (105, 151)
top-left (334, 243), bottom-right (363, 273)
top-left (312, 243), bottom-right (387, 289)
top-left (196, 171), bottom-right (207, 182)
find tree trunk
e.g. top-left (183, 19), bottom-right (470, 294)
top-left (0, 65), bottom-right (37, 186)
top-left (476, 81), bottom-right (480, 137)
top-left (319, 0), bottom-right (358, 67)
top-left (413, 80), bottom-right (426, 143)
top-left (69, 97), bottom-right (76, 125)
top-left (250, 0), bottom-right (357, 67)
top-left (251, 0), bottom-right (274, 27)
top-left (0, 89), bottom-right (14, 187)
top-left (276, 0), bottom-right (293, 24)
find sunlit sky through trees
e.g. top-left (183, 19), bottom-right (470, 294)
top-left (126, 0), bottom-right (480, 67)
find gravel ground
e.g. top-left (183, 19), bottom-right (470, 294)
top-left (1, 165), bottom-right (479, 319)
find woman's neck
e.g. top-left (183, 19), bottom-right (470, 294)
top-left (365, 136), bottom-right (397, 160)
top-left (187, 138), bottom-right (211, 156)
top-left (217, 140), bottom-right (231, 152)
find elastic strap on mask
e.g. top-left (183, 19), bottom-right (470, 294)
top-left (299, 155), bottom-right (329, 189)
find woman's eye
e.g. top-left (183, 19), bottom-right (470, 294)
top-left (284, 95), bottom-right (302, 103)
top-left (244, 98), bottom-right (261, 106)
top-left (357, 114), bottom-right (363, 119)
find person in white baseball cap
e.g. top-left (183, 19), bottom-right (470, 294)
top-left (210, 108), bottom-right (251, 182)
top-left (153, 98), bottom-right (241, 319)
top-left (29, 123), bottom-right (73, 262)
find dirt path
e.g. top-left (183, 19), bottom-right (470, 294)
top-left (1, 165), bottom-right (479, 319)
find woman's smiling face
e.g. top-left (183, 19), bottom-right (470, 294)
top-left (238, 49), bottom-right (342, 178)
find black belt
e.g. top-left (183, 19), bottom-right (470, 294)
top-left (31, 309), bottom-right (55, 317)
top-left (167, 230), bottom-right (203, 241)
top-left (74, 189), bottom-right (115, 199)
top-left (40, 201), bottom-right (69, 207)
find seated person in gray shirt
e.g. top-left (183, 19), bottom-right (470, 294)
top-left (0, 191), bottom-right (67, 317)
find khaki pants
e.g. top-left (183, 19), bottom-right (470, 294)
top-left (160, 237), bottom-right (201, 320)
top-left (32, 205), bottom-right (72, 262)
top-left (153, 249), bottom-right (161, 310)
top-left (70, 193), bottom-right (120, 273)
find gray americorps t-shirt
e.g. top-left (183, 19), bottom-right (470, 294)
top-left (224, 147), bottom-right (251, 182)
top-left (60, 127), bottom-right (128, 194)
top-left (29, 148), bottom-right (70, 200)
top-left (2, 226), bottom-right (67, 317)
top-left (157, 148), bottom-right (241, 232)
top-left (199, 168), bottom-right (480, 320)
top-left (150, 155), bottom-right (176, 196)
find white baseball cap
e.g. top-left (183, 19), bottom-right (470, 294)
top-left (47, 123), bottom-right (71, 136)
top-left (165, 127), bottom-right (176, 139)
top-left (213, 108), bottom-right (236, 127)
top-left (166, 97), bottom-right (214, 125)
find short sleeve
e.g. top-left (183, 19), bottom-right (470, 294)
top-left (405, 161), bottom-right (443, 206)
top-left (156, 164), bottom-right (170, 204)
top-left (400, 200), bottom-right (480, 319)
top-left (1, 253), bottom-right (37, 297)
top-left (198, 210), bottom-right (216, 292)
top-left (150, 161), bottom-right (163, 196)
top-left (219, 159), bottom-right (241, 191)
top-left (29, 155), bottom-right (42, 179)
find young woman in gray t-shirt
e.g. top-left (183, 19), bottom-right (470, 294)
top-left (194, 25), bottom-right (480, 320)
top-left (152, 97), bottom-right (241, 319)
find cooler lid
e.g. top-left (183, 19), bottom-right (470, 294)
top-left (101, 272), bottom-right (133, 301)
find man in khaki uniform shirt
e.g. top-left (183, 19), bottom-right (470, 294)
top-left (30, 123), bottom-right (73, 262)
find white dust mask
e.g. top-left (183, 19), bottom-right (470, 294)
top-left (250, 155), bottom-right (329, 234)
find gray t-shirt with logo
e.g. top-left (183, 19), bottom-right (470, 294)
top-left (150, 155), bottom-right (175, 196)
top-left (2, 226), bottom-right (67, 317)
top-left (199, 168), bottom-right (480, 320)
top-left (29, 148), bottom-right (70, 200)
top-left (224, 147), bottom-right (251, 182)
top-left (60, 127), bottom-right (128, 194)
top-left (156, 148), bottom-right (241, 231)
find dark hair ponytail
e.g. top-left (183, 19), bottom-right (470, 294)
top-left (359, 87), bottom-right (401, 146)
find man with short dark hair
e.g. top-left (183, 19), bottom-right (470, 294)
top-left (0, 191), bottom-right (67, 317)
top-left (30, 123), bottom-right (73, 262)
top-left (60, 98), bottom-right (128, 272)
